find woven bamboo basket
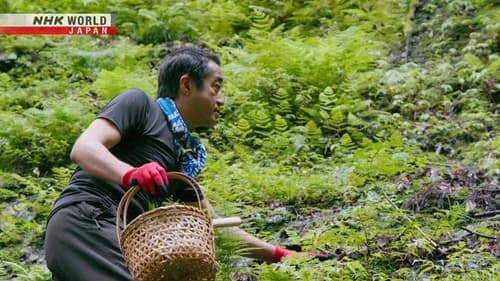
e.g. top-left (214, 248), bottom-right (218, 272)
top-left (116, 172), bottom-right (216, 281)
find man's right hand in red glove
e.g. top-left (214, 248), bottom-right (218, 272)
top-left (120, 162), bottom-right (168, 195)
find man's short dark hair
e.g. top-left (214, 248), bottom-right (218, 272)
top-left (157, 46), bottom-right (220, 99)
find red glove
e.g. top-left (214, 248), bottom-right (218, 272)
top-left (121, 162), bottom-right (168, 195)
top-left (272, 246), bottom-right (335, 262)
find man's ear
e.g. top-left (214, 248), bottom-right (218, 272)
top-left (179, 74), bottom-right (192, 96)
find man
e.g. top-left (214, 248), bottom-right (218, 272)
top-left (44, 46), bottom-right (327, 281)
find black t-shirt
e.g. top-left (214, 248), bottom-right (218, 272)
top-left (49, 89), bottom-right (195, 221)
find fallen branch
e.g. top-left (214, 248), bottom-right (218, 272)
top-left (459, 226), bottom-right (499, 240)
top-left (471, 210), bottom-right (500, 218)
top-left (440, 233), bottom-right (473, 245)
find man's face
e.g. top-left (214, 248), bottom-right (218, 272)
top-left (190, 60), bottom-right (224, 128)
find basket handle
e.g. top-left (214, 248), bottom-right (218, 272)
top-left (115, 171), bottom-right (205, 244)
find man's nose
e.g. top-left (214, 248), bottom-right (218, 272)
top-left (216, 92), bottom-right (225, 105)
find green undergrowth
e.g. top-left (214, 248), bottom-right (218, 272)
top-left (1, 0), bottom-right (499, 280)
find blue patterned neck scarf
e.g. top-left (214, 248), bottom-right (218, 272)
top-left (157, 97), bottom-right (207, 177)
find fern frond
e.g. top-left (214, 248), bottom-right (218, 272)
top-left (271, 88), bottom-right (293, 114)
top-left (304, 120), bottom-right (322, 148)
top-left (339, 133), bottom-right (357, 150)
top-left (253, 109), bottom-right (272, 135)
top-left (319, 86), bottom-right (337, 112)
top-left (274, 114), bottom-right (288, 132)
top-left (323, 109), bottom-right (346, 132)
top-left (236, 117), bottom-right (252, 137)
top-left (249, 6), bottom-right (274, 32)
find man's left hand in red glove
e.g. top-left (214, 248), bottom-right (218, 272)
top-left (272, 246), bottom-right (336, 262)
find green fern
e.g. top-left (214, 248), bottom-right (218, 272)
top-left (323, 109), bottom-right (346, 132)
top-left (346, 112), bottom-right (368, 128)
top-left (274, 114), bottom-right (288, 132)
top-left (249, 6), bottom-right (275, 32)
top-left (303, 120), bottom-right (322, 148)
top-left (318, 86), bottom-right (337, 114)
top-left (339, 133), bottom-right (357, 150)
top-left (235, 117), bottom-right (252, 137)
top-left (271, 88), bottom-right (293, 114)
top-left (346, 127), bottom-right (366, 145)
top-left (93, 67), bottom-right (156, 100)
top-left (253, 109), bottom-right (273, 135)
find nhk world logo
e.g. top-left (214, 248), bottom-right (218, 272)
top-left (0, 14), bottom-right (116, 35)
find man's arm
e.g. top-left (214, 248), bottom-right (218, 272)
top-left (70, 118), bottom-right (132, 185)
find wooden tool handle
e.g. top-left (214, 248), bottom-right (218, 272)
top-left (213, 217), bottom-right (242, 227)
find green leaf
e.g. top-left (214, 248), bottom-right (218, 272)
top-left (464, 53), bottom-right (484, 69)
